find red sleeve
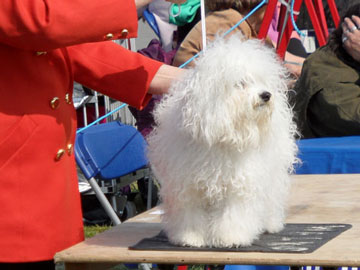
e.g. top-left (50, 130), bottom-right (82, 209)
top-left (0, 0), bottom-right (138, 50)
top-left (67, 41), bottom-right (163, 109)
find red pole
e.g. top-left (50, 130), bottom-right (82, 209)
top-left (304, 0), bottom-right (327, 46)
top-left (276, 0), bottom-right (303, 58)
top-left (327, 0), bottom-right (340, 28)
top-left (313, 0), bottom-right (329, 39)
top-left (258, 0), bottom-right (278, 39)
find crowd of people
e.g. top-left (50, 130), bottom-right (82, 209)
top-left (130, 0), bottom-right (307, 139)
top-left (133, 0), bottom-right (360, 140)
top-left (1, 0), bottom-right (360, 269)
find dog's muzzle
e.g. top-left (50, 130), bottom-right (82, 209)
top-left (259, 91), bottom-right (271, 102)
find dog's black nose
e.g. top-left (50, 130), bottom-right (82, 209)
top-left (259, 91), bottom-right (271, 102)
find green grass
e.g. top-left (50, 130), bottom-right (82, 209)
top-left (84, 224), bottom-right (112, 238)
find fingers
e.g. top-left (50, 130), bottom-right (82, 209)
top-left (343, 17), bottom-right (357, 33)
top-left (341, 16), bottom-right (360, 62)
top-left (342, 17), bottom-right (360, 44)
top-left (352, 15), bottom-right (360, 29)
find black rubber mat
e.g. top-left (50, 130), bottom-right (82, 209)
top-left (130, 224), bottom-right (351, 253)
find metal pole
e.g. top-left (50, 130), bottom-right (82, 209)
top-left (88, 177), bottom-right (121, 225)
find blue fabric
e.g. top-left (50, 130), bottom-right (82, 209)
top-left (295, 136), bottom-right (360, 174)
top-left (143, 9), bottom-right (161, 38)
top-left (75, 121), bottom-right (148, 179)
top-left (224, 265), bottom-right (289, 270)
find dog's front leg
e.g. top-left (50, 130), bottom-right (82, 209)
top-left (263, 196), bottom-right (286, 234)
top-left (163, 203), bottom-right (208, 247)
top-left (208, 197), bottom-right (264, 247)
top-left (263, 175), bottom-right (289, 234)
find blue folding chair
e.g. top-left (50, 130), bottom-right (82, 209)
top-left (296, 136), bottom-right (360, 174)
top-left (75, 121), bottom-right (152, 225)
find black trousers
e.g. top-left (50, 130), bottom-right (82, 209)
top-left (0, 260), bottom-right (56, 270)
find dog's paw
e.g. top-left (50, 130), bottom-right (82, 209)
top-left (229, 236), bottom-right (255, 247)
top-left (211, 229), bottom-right (257, 248)
top-left (170, 231), bottom-right (206, 247)
top-left (265, 220), bottom-right (284, 234)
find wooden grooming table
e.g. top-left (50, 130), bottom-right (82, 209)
top-left (54, 174), bottom-right (360, 270)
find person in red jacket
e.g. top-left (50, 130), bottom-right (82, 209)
top-left (0, 0), bottom-right (186, 269)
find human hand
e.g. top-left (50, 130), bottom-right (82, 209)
top-left (165, 0), bottom-right (187, 4)
top-left (148, 64), bottom-right (187, 95)
top-left (283, 51), bottom-right (305, 78)
top-left (342, 15), bottom-right (360, 62)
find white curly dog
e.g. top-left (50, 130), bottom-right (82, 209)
top-left (147, 34), bottom-right (298, 248)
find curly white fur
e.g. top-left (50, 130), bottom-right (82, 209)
top-left (147, 34), bottom-right (299, 248)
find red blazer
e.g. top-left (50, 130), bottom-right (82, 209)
top-left (0, 0), bottom-right (162, 262)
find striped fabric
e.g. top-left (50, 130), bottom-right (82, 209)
top-left (301, 267), bottom-right (359, 270)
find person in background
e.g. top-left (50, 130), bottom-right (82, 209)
top-left (0, 0), bottom-right (186, 269)
top-left (292, 3), bottom-right (360, 138)
top-left (170, 0), bottom-right (201, 48)
top-left (145, 0), bottom-right (179, 51)
top-left (172, 0), bottom-right (273, 67)
top-left (173, 0), bottom-right (305, 83)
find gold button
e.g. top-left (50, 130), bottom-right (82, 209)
top-left (65, 93), bottom-right (72, 104)
top-left (36, 51), bottom-right (47, 56)
top-left (55, 149), bottom-right (65, 161)
top-left (50, 97), bottom-right (60, 109)
top-left (67, 144), bottom-right (73, 155)
top-left (121, 29), bottom-right (129, 38)
top-left (105, 33), bottom-right (114, 40)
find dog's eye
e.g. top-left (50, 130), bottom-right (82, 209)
top-left (234, 81), bottom-right (246, 89)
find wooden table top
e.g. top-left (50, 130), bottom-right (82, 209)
top-left (55, 174), bottom-right (360, 269)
